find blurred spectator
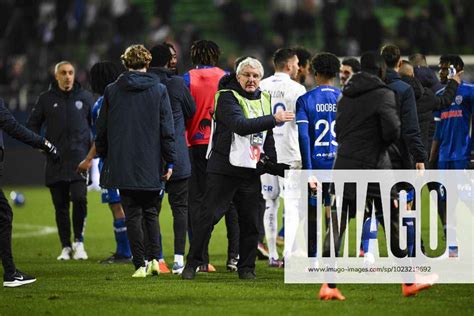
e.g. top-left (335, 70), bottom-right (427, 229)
top-left (322, 0), bottom-right (340, 54)
top-left (155, 0), bottom-right (173, 25)
top-left (396, 6), bottom-right (417, 54)
top-left (270, 0), bottom-right (297, 42)
top-left (346, 1), bottom-right (382, 55)
top-left (0, 0), bottom-right (470, 116)
top-left (293, 0), bottom-right (317, 43)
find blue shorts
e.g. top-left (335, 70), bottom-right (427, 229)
top-left (438, 160), bottom-right (469, 170)
top-left (98, 158), bottom-right (121, 204)
top-left (101, 188), bottom-right (121, 204)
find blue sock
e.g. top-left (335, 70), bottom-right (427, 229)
top-left (159, 232), bottom-right (164, 260)
top-left (278, 224), bottom-right (284, 238)
top-left (362, 217), bottom-right (378, 253)
top-left (114, 218), bottom-right (131, 258)
top-left (405, 218), bottom-right (415, 257)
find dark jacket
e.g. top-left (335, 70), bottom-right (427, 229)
top-left (95, 71), bottom-right (176, 190)
top-left (414, 66), bottom-right (444, 93)
top-left (27, 81), bottom-right (93, 186)
top-left (0, 98), bottom-right (46, 176)
top-left (401, 76), bottom-right (459, 164)
top-left (334, 72), bottom-right (400, 169)
top-left (207, 74), bottom-right (277, 178)
top-left (385, 69), bottom-right (426, 167)
top-left (148, 67), bottom-right (196, 180)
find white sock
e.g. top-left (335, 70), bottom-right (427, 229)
top-left (264, 198), bottom-right (280, 260)
top-left (174, 254), bottom-right (184, 265)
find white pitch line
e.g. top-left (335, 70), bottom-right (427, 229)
top-left (12, 223), bottom-right (57, 238)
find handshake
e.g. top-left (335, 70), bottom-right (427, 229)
top-left (256, 153), bottom-right (290, 177)
top-left (40, 138), bottom-right (61, 163)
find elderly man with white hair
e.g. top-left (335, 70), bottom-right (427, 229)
top-left (182, 57), bottom-right (295, 280)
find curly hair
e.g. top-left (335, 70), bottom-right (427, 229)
top-left (439, 54), bottom-right (464, 70)
top-left (311, 52), bottom-right (340, 78)
top-left (190, 40), bottom-right (220, 66)
top-left (121, 44), bottom-right (152, 70)
top-left (90, 61), bottom-right (124, 95)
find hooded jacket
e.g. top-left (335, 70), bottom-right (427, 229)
top-left (385, 69), bottom-right (426, 167)
top-left (148, 67), bottom-right (196, 180)
top-left (334, 72), bottom-right (400, 169)
top-left (95, 71), bottom-right (176, 190)
top-left (27, 81), bottom-right (93, 186)
top-left (413, 66), bottom-right (444, 93)
top-left (207, 74), bottom-right (277, 178)
top-left (401, 76), bottom-right (459, 164)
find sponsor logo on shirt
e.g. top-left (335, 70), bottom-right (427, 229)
top-left (440, 110), bottom-right (463, 119)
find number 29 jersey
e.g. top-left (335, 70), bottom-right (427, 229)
top-left (296, 85), bottom-right (341, 169)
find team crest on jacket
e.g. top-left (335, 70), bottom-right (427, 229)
top-left (75, 100), bottom-right (83, 110)
top-left (455, 95), bottom-right (463, 105)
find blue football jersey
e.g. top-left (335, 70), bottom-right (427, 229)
top-left (91, 96), bottom-right (103, 138)
top-left (296, 85), bottom-right (341, 169)
top-left (434, 81), bottom-right (474, 163)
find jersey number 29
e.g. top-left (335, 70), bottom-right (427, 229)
top-left (315, 119), bottom-right (337, 146)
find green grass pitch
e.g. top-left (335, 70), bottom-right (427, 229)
top-left (0, 187), bottom-right (472, 315)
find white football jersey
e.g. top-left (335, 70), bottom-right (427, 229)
top-left (260, 72), bottom-right (306, 164)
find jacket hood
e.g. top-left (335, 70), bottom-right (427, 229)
top-left (342, 72), bottom-right (387, 97)
top-left (218, 73), bottom-right (261, 100)
top-left (414, 66), bottom-right (442, 90)
top-left (385, 68), bottom-right (401, 84)
top-left (116, 71), bottom-right (159, 91)
top-left (148, 67), bottom-right (173, 81)
top-left (401, 75), bottom-right (424, 100)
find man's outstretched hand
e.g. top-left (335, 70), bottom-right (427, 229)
top-left (41, 139), bottom-right (60, 163)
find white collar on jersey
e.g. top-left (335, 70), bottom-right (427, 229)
top-left (273, 72), bottom-right (291, 79)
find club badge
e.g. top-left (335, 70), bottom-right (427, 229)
top-left (75, 100), bottom-right (83, 110)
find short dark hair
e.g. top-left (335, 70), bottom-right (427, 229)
top-left (409, 53), bottom-right (427, 67)
top-left (311, 52), bottom-right (340, 78)
top-left (361, 51), bottom-right (387, 79)
top-left (272, 48), bottom-right (297, 70)
top-left (190, 40), bottom-right (220, 66)
top-left (439, 54), bottom-right (464, 70)
top-left (341, 57), bottom-right (361, 73)
top-left (90, 61), bottom-right (124, 95)
top-left (149, 44), bottom-right (171, 67)
top-left (294, 47), bottom-right (311, 67)
top-left (380, 44), bottom-right (401, 68)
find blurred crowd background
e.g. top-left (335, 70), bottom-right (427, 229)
top-left (0, 0), bottom-right (473, 185)
top-left (0, 0), bottom-right (473, 115)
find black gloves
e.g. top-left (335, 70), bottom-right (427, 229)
top-left (40, 138), bottom-right (60, 163)
top-left (256, 153), bottom-right (290, 177)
